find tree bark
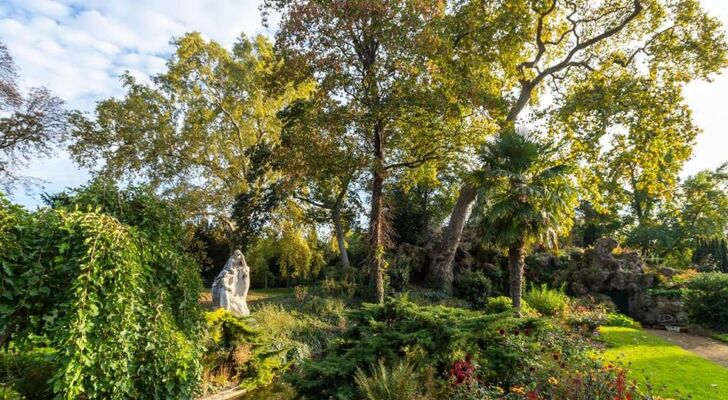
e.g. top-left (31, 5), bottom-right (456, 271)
top-left (332, 203), bottom-right (351, 270)
top-left (428, 183), bottom-right (477, 291)
top-left (369, 164), bottom-right (386, 303)
top-left (508, 239), bottom-right (526, 317)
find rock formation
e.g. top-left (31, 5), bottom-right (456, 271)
top-left (211, 250), bottom-right (250, 316)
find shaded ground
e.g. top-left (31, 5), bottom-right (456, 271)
top-left (647, 328), bottom-right (728, 368)
top-left (600, 327), bottom-right (728, 400)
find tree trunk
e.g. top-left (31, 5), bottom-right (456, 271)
top-left (332, 203), bottom-right (351, 270)
top-left (428, 183), bottom-right (477, 291)
top-left (369, 165), bottom-right (386, 303)
top-left (508, 239), bottom-right (526, 317)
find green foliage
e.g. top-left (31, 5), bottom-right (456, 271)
top-left (203, 309), bottom-right (288, 391)
top-left (684, 272), bottom-right (728, 330)
top-left (693, 237), bottom-right (728, 272)
top-left (483, 296), bottom-right (537, 317)
top-left (0, 186), bottom-right (203, 399)
top-left (354, 359), bottom-right (419, 400)
top-left (69, 33), bottom-right (314, 242)
top-left (288, 296), bottom-right (542, 399)
top-left (604, 313), bottom-right (641, 329)
top-left (0, 385), bottom-right (22, 400)
top-left (0, 347), bottom-right (56, 399)
top-left (278, 226), bottom-right (324, 280)
top-left (472, 130), bottom-right (579, 249)
top-left (453, 270), bottom-right (493, 309)
top-left (483, 296), bottom-right (517, 315)
top-left (523, 284), bottom-right (569, 317)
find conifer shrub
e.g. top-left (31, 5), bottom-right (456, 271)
top-left (287, 296), bottom-right (544, 399)
top-left (203, 309), bottom-right (288, 392)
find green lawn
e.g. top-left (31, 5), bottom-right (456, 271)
top-left (599, 327), bottom-right (728, 400)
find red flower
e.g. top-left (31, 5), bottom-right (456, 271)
top-left (498, 328), bottom-right (506, 335)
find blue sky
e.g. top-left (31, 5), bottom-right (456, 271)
top-left (1, 0), bottom-right (727, 207)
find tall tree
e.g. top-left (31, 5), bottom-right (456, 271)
top-left (555, 72), bottom-right (699, 254)
top-left (0, 42), bottom-right (68, 192)
top-left (268, 0), bottom-right (467, 302)
top-left (431, 0), bottom-right (728, 290)
top-left (279, 98), bottom-right (365, 270)
top-left (70, 33), bottom-right (313, 247)
top-left (472, 130), bottom-right (578, 315)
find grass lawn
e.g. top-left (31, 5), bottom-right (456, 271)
top-left (600, 327), bottom-right (728, 400)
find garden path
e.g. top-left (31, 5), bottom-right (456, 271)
top-left (647, 329), bottom-right (728, 368)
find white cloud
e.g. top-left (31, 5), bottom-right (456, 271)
top-left (0, 0), bottom-right (266, 206)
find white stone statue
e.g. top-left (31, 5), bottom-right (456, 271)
top-left (211, 249), bottom-right (250, 316)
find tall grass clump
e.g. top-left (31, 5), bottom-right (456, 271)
top-left (524, 283), bottom-right (570, 317)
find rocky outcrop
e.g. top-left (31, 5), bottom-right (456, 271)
top-left (637, 294), bottom-right (688, 326)
top-left (211, 250), bottom-right (250, 316)
top-left (555, 238), bottom-right (655, 297)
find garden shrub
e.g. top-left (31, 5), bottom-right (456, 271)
top-left (453, 270), bottom-right (493, 308)
top-left (523, 283), bottom-right (570, 317)
top-left (483, 296), bottom-right (537, 316)
top-left (0, 186), bottom-right (203, 399)
top-left (287, 296), bottom-right (545, 399)
top-left (203, 309), bottom-right (288, 392)
top-left (684, 272), bottom-right (728, 330)
top-left (605, 313), bottom-right (641, 329)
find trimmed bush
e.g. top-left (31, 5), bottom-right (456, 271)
top-left (684, 272), bottom-right (728, 330)
top-left (483, 296), bottom-right (537, 316)
top-left (605, 313), bottom-right (641, 329)
top-left (453, 270), bottom-right (493, 309)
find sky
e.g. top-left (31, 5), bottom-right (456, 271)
top-left (1, 0), bottom-right (727, 207)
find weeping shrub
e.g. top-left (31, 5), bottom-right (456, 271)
top-left (0, 185), bottom-right (203, 399)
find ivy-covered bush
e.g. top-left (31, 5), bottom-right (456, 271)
top-left (0, 183), bottom-right (203, 399)
top-left (287, 296), bottom-right (548, 399)
top-left (684, 272), bottom-right (728, 330)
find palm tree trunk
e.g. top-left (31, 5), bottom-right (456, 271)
top-left (428, 183), bottom-right (477, 291)
top-left (508, 239), bottom-right (526, 317)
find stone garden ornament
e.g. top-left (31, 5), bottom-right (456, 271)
top-left (211, 249), bottom-right (251, 316)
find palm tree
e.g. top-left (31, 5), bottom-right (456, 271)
top-left (471, 130), bottom-right (578, 315)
